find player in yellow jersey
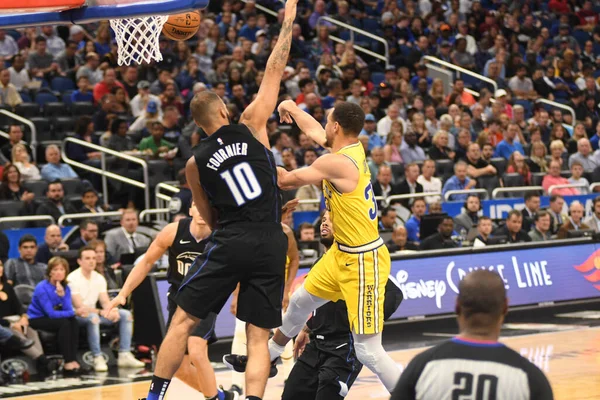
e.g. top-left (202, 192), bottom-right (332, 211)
top-left (224, 101), bottom-right (401, 393)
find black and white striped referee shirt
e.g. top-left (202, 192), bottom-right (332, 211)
top-left (391, 337), bottom-right (554, 400)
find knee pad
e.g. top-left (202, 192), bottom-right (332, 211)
top-left (353, 341), bottom-right (379, 369)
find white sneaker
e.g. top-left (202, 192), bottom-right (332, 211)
top-left (94, 356), bottom-right (108, 372)
top-left (117, 351), bottom-right (145, 368)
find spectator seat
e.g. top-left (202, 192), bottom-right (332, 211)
top-left (13, 285), bottom-right (34, 314)
top-left (22, 180), bottom-right (48, 198)
top-left (29, 117), bottom-right (53, 143)
top-left (490, 157), bottom-right (507, 176)
top-left (435, 159), bottom-right (454, 181)
top-left (35, 91), bottom-right (59, 107)
top-left (43, 102), bottom-right (69, 118)
top-left (531, 172), bottom-right (546, 187)
top-left (0, 201), bottom-right (27, 228)
top-left (478, 174), bottom-right (501, 197)
top-left (71, 101), bottom-right (95, 117)
top-left (53, 116), bottom-right (77, 134)
top-left (50, 77), bottom-right (76, 93)
top-left (15, 102), bottom-right (40, 119)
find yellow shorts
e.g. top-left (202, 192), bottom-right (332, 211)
top-left (304, 239), bottom-right (391, 335)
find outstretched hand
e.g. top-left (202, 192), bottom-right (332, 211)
top-left (278, 100), bottom-right (296, 124)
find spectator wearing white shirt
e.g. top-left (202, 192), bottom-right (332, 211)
top-left (377, 104), bottom-right (407, 142)
top-left (417, 160), bottom-right (442, 204)
top-left (130, 80), bottom-right (163, 118)
top-left (8, 55), bottom-right (31, 91)
top-left (40, 26), bottom-right (65, 57)
top-left (69, 246), bottom-right (144, 371)
top-left (0, 29), bottom-right (18, 61)
top-left (568, 161), bottom-right (590, 194)
top-left (455, 22), bottom-right (477, 55)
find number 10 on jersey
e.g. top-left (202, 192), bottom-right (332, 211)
top-left (221, 162), bottom-right (263, 206)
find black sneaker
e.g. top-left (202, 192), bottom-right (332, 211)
top-left (229, 384), bottom-right (243, 395)
top-left (222, 354), bottom-right (278, 378)
top-left (219, 386), bottom-right (240, 400)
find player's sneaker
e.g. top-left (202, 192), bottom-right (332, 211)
top-left (229, 384), bottom-right (243, 395)
top-left (222, 354), bottom-right (278, 378)
top-left (219, 386), bottom-right (240, 400)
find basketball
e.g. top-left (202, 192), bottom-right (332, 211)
top-left (161, 10), bottom-right (201, 41)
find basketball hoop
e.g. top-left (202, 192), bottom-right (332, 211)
top-left (110, 15), bottom-right (168, 65)
top-left (0, 0), bottom-right (208, 65)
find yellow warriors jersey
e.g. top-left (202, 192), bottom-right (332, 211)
top-left (322, 142), bottom-right (381, 248)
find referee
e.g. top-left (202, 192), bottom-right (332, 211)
top-left (281, 211), bottom-right (403, 400)
top-left (392, 269), bottom-right (554, 400)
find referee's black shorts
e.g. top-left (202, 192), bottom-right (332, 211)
top-left (174, 222), bottom-right (287, 329)
top-left (282, 341), bottom-right (363, 400)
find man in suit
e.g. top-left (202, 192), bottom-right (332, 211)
top-left (521, 193), bottom-right (540, 232)
top-left (584, 196), bottom-right (600, 232)
top-left (494, 210), bottom-right (532, 243)
top-left (373, 165), bottom-right (399, 208)
top-left (70, 220), bottom-right (99, 250)
top-left (547, 194), bottom-right (567, 235)
top-left (36, 180), bottom-right (78, 227)
top-left (35, 224), bottom-right (69, 264)
top-left (453, 195), bottom-right (481, 235)
top-left (396, 163), bottom-right (423, 208)
top-left (104, 209), bottom-right (151, 261)
top-left (557, 201), bottom-right (590, 239)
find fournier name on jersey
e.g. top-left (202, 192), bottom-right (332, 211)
top-left (205, 140), bottom-right (249, 171)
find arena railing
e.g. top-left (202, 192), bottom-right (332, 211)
top-left (155, 182), bottom-right (180, 211)
top-left (535, 99), bottom-right (576, 129)
top-left (61, 137), bottom-right (150, 210)
top-left (0, 109), bottom-right (37, 162)
top-left (547, 183), bottom-right (590, 195)
top-left (57, 211), bottom-right (123, 227)
top-left (590, 183), bottom-right (600, 192)
top-left (385, 193), bottom-right (437, 207)
top-left (443, 189), bottom-right (489, 202)
top-left (492, 186), bottom-right (543, 199)
top-left (317, 16), bottom-right (390, 68)
top-left (423, 55), bottom-right (498, 94)
top-left (0, 215), bottom-right (54, 227)
top-left (140, 208), bottom-right (170, 222)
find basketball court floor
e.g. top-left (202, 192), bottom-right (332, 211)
top-left (14, 303), bottom-right (600, 400)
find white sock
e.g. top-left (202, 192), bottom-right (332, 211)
top-left (268, 338), bottom-right (286, 361)
top-left (231, 318), bottom-right (247, 389)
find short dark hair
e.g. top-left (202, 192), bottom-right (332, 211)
top-left (524, 192), bottom-right (540, 202)
top-left (331, 102), bottom-right (365, 137)
top-left (190, 91), bottom-right (223, 128)
top-left (298, 222), bottom-right (314, 234)
top-left (304, 148), bottom-right (318, 158)
top-left (457, 270), bottom-right (506, 320)
top-left (412, 197), bottom-right (426, 207)
top-left (35, 35), bottom-right (47, 44)
top-left (78, 245), bottom-right (96, 259)
top-left (439, 216), bottom-right (453, 226)
top-left (79, 219), bottom-right (98, 230)
top-left (507, 209), bottom-right (522, 220)
top-left (8, 123), bottom-right (22, 133)
top-left (549, 194), bottom-right (564, 204)
top-left (298, 78), bottom-right (313, 89)
top-left (478, 216), bottom-right (492, 225)
top-left (534, 210), bottom-right (550, 222)
top-left (19, 234), bottom-right (37, 247)
top-left (381, 206), bottom-right (396, 217)
top-left (269, 131), bottom-right (282, 147)
top-left (47, 179), bottom-right (63, 190)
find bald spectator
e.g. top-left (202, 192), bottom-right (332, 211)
top-left (377, 104), bottom-right (407, 140)
top-left (40, 145), bottom-right (78, 182)
top-left (400, 131), bottom-right (426, 164)
top-left (557, 201), bottom-right (590, 239)
top-left (466, 143), bottom-right (496, 178)
top-left (442, 161), bottom-right (476, 201)
top-left (542, 160), bottom-right (580, 196)
top-left (36, 225), bottom-right (69, 264)
top-left (528, 211), bottom-right (552, 242)
top-left (373, 165), bottom-right (400, 204)
top-left (386, 226), bottom-right (419, 252)
top-left (367, 147), bottom-right (388, 181)
top-left (0, 68), bottom-right (22, 108)
top-left (417, 160), bottom-right (442, 204)
top-left (569, 138), bottom-right (598, 172)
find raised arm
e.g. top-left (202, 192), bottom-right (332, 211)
top-left (277, 153), bottom-right (358, 192)
top-left (278, 99), bottom-right (327, 148)
top-left (239, 0), bottom-right (298, 148)
top-left (107, 222), bottom-right (178, 312)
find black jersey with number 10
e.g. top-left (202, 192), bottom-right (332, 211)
top-left (193, 124), bottom-right (281, 227)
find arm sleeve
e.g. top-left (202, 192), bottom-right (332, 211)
top-left (390, 356), bottom-right (423, 400)
top-left (6, 285), bottom-right (23, 315)
top-left (528, 364), bottom-right (554, 400)
top-left (4, 260), bottom-right (16, 283)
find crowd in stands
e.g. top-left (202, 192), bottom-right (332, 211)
top-left (2, 0), bottom-right (600, 382)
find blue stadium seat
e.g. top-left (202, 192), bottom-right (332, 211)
top-left (572, 30), bottom-right (591, 49)
top-left (50, 77), bottom-right (76, 93)
top-left (62, 92), bottom-right (74, 105)
top-left (19, 91), bottom-right (32, 103)
top-left (35, 91), bottom-right (59, 107)
top-left (371, 72), bottom-right (385, 85)
top-left (362, 18), bottom-right (381, 32)
top-left (513, 99), bottom-right (533, 119)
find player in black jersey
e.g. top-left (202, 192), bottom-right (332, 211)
top-left (108, 204), bottom-right (239, 400)
top-left (147, 1), bottom-right (299, 399)
top-left (392, 269), bottom-right (554, 400)
top-left (281, 211), bottom-right (403, 400)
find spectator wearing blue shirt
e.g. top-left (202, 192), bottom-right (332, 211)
top-left (410, 65), bottom-right (432, 91)
top-left (238, 14), bottom-right (259, 41)
top-left (590, 121), bottom-right (600, 151)
top-left (494, 123), bottom-right (525, 159)
top-left (442, 161), bottom-right (477, 202)
top-left (41, 145), bottom-right (78, 182)
top-left (70, 75), bottom-right (94, 103)
top-left (360, 114), bottom-right (385, 151)
top-left (405, 197), bottom-right (427, 243)
top-left (28, 257), bottom-right (82, 374)
top-left (321, 78), bottom-right (341, 110)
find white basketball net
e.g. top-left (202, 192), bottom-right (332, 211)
top-left (110, 15), bottom-right (169, 65)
